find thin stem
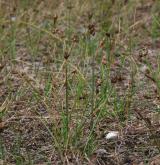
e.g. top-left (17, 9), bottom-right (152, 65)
top-left (65, 59), bottom-right (69, 139)
top-left (64, 0), bottom-right (71, 149)
top-left (90, 50), bottom-right (95, 128)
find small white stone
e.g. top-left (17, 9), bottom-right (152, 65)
top-left (105, 131), bottom-right (119, 140)
top-left (11, 16), bottom-right (16, 22)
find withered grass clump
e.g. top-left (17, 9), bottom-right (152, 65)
top-left (0, 0), bottom-right (160, 164)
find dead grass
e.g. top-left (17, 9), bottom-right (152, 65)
top-left (0, 0), bottom-right (160, 164)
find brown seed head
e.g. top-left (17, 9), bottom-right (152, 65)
top-left (64, 51), bottom-right (70, 60)
top-left (71, 34), bottom-right (79, 43)
top-left (99, 38), bottom-right (105, 49)
top-left (67, 4), bottom-right (74, 10)
top-left (102, 55), bottom-right (107, 65)
top-left (96, 78), bottom-right (102, 86)
top-left (53, 14), bottom-right (58, 25)
top-left (105, 32), bottom-right (111, 38)
top-left (88, 23), bottom-right (96, 36)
